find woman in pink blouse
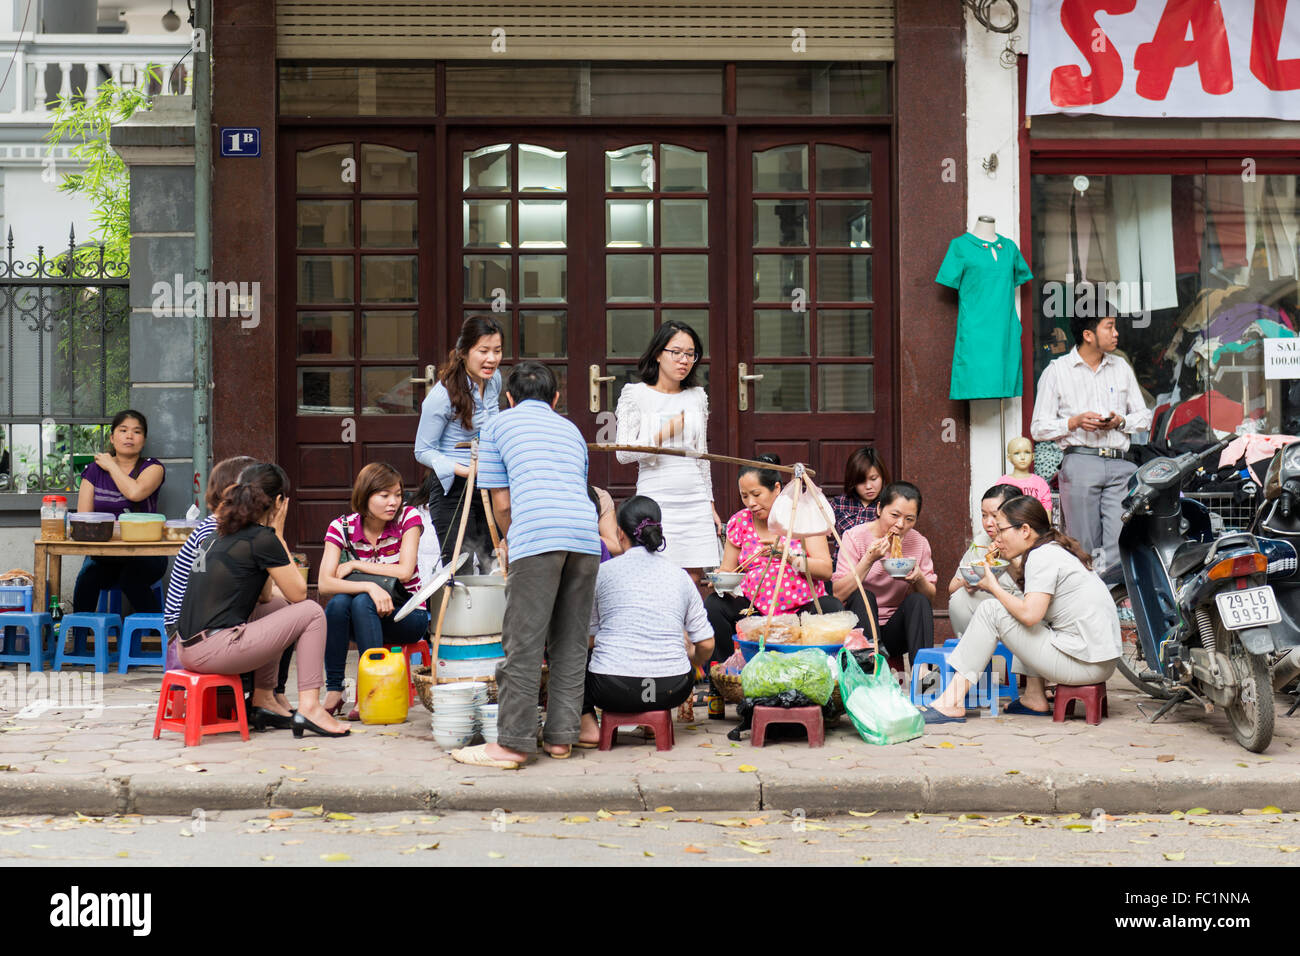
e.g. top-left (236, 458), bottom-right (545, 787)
top-left (704, 455), bottom-right (846, 662)
top-left (832, 482), bottom-right (938, 665)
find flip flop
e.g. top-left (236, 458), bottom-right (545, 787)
top-left (1004, 700), bottom-right (1052, 716)
top-left (544, 744), bottom-right (572, 759)
top-left (573, 740), bottom-right (599, 749)
top-left (450, 744), bottom-right (521, 770)
top-left (921, 707), bottom-right (966, 725)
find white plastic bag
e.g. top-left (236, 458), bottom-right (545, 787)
top-left (767, 474), bottom-right (834, 536)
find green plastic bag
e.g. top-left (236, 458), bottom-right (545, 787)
top-left (741, 648), bottom-right (835, 705)
top-left (838, 649), bottom-right (923, 746)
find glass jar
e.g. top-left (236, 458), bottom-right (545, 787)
top-left (40, 495), bottom-right (68, 540)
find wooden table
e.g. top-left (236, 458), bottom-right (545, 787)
top-left (33, 537), bottom-right (186, 612)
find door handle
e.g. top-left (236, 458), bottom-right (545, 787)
top-left (738, 362), bottom-right (764, 412)
top-left (589, 364), bottom-right (616, 413)
top-left (409, 364), bottom-right (437, 387)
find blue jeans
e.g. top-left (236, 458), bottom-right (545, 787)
top-left (324, 592), bottom-right (431, 693)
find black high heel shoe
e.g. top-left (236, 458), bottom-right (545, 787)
top-left (250, 706), bottom-right (294, 732)
top-left (292, 712), bottom-right (351, 739)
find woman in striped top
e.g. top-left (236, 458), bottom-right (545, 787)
top-left (319, 462), bottom-right (428, 718)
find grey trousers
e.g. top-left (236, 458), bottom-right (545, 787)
top-left (495, 550), bottom-right (600, 753)
top-left (1056, 453), bottom-right (1136, 575)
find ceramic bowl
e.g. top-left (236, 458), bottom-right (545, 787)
top-left (433, 732), bottom-right (474, 749)
top-left (707, 571), bottom-right (746, 592)
top-left (882, 556), bottom-right (918, 578)
top-left (958, 566), bottom-right (984, 586)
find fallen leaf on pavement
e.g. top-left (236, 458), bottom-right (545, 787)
top-left (1120, 768), bottom-right (1136, 772)
top-left (1005, 770), bottom-right (1020, 775)
top-left (178, 830), bottom-right (193, 838)
top-left (1156, 754), bottom-right (1175, 763)
top-left (487, 851), bottom-right (505, 859)
top-left (737, 843), bottom-right (770, 855)
top-left (183, 764), bottom-right (207, 772)
top-left (653, 806), bottom-right (673, 812)
top-left (684, 845), bottom-right (706, 854)
top-left (327, 813), bottom-right (355, 821)
top-left (301, 806), bottom-right (324, 816)
top-left (288, 777), bottom-right (307, 782)
top-left (1163, 851), bottom-right (1185, 861)
top-left (1242, 806), bottom-right (1283, 815)
top-left (260, 855), bottom-right (274, 861)
top-left (1278, 846), bottom-right (1300, 853)
top-left (283, 840), bottom-right (303, 845)
top-left (643, 851), bottom-right (655, 857)
top-left (1185, 808), bottom-right (1210, 816)
top-left (938, 742), bottom-right (955, 749)
top-left (117, 850), bottom-right (128, 858)
top-left (280, 765), bottom-right (296, 771)
top-left (848, 810), bottom-right (878, 818)
top-left (596, 809), bottom-right (613, 820)
top-left (738, 764), bottom-right (757, 772)
top-left (597, 843), bottom-right (621, 849)
top-left (1064, 824), bottom-right (1092, 832)
top-left (564, 816), bottom-right (590, 824)
top-left (320, 853), bottom-right (350, 862)
top-left (268, 811), bottom-right (293, 821)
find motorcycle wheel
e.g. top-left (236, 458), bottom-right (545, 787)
top-left (1109, 582), bottom-right (1173, 700)
top-left (1222, 624), bottom-right (1274, 754)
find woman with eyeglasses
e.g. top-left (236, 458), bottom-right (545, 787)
top-left (921, 495), bottom-right (1120, 724)
top-left (615, 321), bottom-right (722, 579)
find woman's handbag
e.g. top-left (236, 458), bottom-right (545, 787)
top-left (340, 520), bottom-right (411, 606)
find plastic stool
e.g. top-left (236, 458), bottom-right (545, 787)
top-left (153, 669), bottom-right (249, 746)
top-left (910, 646), bottom-right (991, 708)
top-left (0, 613), bottom-right (54, 670)
top-left (0, 585), bottom-right (34, 613)
top-left (944, 639), bottom-right (1018, 699)
top-left (54, 613), bottom-right (122, 673)
top-left (598, 710), bottom-right (674, 752)
top-left (119, 613), bottom-right (167, 672)
top-left (402, 640), bottom-right (430, 705)
top-left (751, 705), bottom-right (824, 748)
top-left (1053, 682), bottom-right (1108, 726)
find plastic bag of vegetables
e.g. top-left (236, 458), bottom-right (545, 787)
top-left (740, 648), bottom-right (835, 705)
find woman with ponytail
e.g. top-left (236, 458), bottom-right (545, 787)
top-left (922, 495), bottom-right (1122, 724)
top-left (575, 496), bottom-right (714, 747)
top-left (176, 464), bottom-right (350, 738)
top-left (414, 314), bottom-right (504, 571)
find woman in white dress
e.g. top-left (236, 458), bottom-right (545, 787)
top-left (615, 321), bottom-right (723, 578)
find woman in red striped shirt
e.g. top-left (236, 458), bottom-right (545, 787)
top-left (319, 463), bottom-right (427, 718)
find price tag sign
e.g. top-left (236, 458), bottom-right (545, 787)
top-left (1264, 338), bottom-right (1300, 380)
top-left (219, 128), bottom-right (260, 158)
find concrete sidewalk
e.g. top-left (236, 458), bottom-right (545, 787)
top-left (3, 666), bottom-right (1300, 815)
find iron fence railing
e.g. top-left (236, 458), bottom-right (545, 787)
top-left (0, 228), bottom-right (129, 494)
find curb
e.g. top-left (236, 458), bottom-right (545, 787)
top-left (2, 769), bottom-right (1299, 816)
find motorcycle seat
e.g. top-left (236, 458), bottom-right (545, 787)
top-left (1168, 540), bottom-right (1215, 578)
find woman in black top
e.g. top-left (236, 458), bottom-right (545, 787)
top-left (176, 463), bottom-right (350, 738)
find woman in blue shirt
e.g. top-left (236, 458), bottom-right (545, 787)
top-left (414, 315), bottom-right (503, 572)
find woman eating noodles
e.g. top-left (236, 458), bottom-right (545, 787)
top-left (827, 446), bottom-right (890, 565)
top-left (947, 483), bottom-right (1024, 638)
top-left (704, 455), bottom-right (845, 662)
top-left (832, 481), bottom-right (938, 666)
top-left (923, 495), bottom-right (1120, 724)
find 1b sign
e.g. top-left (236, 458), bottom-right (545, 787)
top-left (220, 128), bottom-right (260, 158)
top-left (1265, 338), bottom-right (1300, 380)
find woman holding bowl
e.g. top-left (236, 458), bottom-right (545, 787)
top-left (72, 409), bottom-right (167, 613)
top-left (922, 495), bottom-right (1120, 723)
top-left (704, 455), bottom-right (845, 662)
top-left (615, 321), bottom-right (722, 579)
top-left (414, 314), bottom-right (504, 573)
top-left (947, 483), bottom-right (1024, 638)
top-left (832, 481), bottom-right (937, 666)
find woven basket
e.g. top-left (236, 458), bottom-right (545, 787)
top-left (412, 664), bottom-right (549, 713)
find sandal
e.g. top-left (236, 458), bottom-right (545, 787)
top-left (450, 744), bottom-right (522, 770)
top-left (573, 740), bottom-right (599, 749)
top-left (544, 744), bottom-right (572, 759)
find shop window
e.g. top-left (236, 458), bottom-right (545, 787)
top-left (279, 66), bottom-right (438, 116)
top-left (737, 63), bottom-right (888, 116)
top-left (1030, 172), bottom-right (1300, 437)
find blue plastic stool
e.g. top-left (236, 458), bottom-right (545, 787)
top-left (0, 585), bottom-right (34, 613)
top-left (0, 613), bottom-right (55, 670)
top-left (54, 613), bottom-right (122, 672)
top-left (943, 638), bottom-right (1019, 699)
top-left (910, 645), bottom-right (991, 708)
top-left (119, 613), bottom-right (167, 673)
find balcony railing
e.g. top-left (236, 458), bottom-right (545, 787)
top-left (0, 34), bottom-right (194, 119)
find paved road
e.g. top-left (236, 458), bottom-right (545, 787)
top-left (4, 809), bottom-right (1300, 867)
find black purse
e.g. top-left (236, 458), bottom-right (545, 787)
top-left (340, 520), bottom-right (411, 605)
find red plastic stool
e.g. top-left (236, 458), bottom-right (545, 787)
top-left (751, 705), bottom-right (824, 748)
top-left (153, 669), bottom-right (249, 747)
top-left (402, 640), bottom-right (430, 705)
top-left (598, 710), bottom-right (674, 752)
top-left (1053, 682), bottom-right (1108, 726)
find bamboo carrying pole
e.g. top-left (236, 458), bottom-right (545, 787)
top-left (588, 443), bottom-right (815, 478)
top-left (431, 439), bottom-right (478, 677)
top-left (481, 487), bottom-right (506, 579)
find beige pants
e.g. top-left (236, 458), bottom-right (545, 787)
top-left (948, 588), bottom-right (993, 637)
top-left (947, 598), bottom-right (1115, 687)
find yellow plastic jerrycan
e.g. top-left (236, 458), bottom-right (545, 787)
top-left (357, 647), bottom-right (409, 725)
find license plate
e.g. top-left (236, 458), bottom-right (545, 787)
top-left (1214, 586), bottom-right (1281, 630)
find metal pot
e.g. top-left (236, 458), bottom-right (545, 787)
top-left (435, 574), bottom-right (506, 637)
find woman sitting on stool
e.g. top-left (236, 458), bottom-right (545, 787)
top-left (578, 496), bottom-right (713, 747)
top-left (318, 462), bottom-right (428, 719)
top-left (923, 495), bottom-right (1120, 724)
top-left (704, 455), bottom-right (845, 663)
top-left (947, 483), bottom-right (1024, 638)
top-left (832, 481), bottom-right (938, 667)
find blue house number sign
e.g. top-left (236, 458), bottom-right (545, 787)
top-left (220, 128), bottom-right (260, 157)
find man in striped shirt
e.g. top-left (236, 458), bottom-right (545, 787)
top-left (451, 361), bottom-right (601, 769)
top-left (1031, 314), bottom-right (1152, 575)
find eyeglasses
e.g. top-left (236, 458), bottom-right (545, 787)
top-left (994, 524), bottom-right (1020, 534)
top-left (662, 348), bottom-right (698, 364)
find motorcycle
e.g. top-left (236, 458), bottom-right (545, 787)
top-left (1246, 440), bottom-right (1300, 708)
top-left (1107, 435), bottom-right (1296, 753)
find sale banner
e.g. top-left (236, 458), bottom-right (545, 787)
top-left (1028, 0), bottom-right (1300, 118)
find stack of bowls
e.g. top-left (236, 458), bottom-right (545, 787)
top-left (430, 682), bottom-right (488, 749)
top-left (478, 703), bottom-right (499, 743)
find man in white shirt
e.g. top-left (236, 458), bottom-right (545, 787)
top-left (1030, 315), bottom-right (1152, 575)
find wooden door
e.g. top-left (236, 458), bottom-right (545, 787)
top-left (735, 130), bottom-right (893, 495)
top-left (277, 129), bottom-right (437, 569)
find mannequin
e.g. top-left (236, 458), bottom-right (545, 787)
top-left (935, 216), bottom-right (1033, 401)
top-left (998, 437), bottom-right (1053, 513)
